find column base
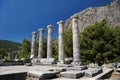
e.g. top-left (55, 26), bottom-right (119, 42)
top-left (57, 61), bottom-right (65, 65)
top-left (71, 61), bottom-right (82, 66)
top-left (30, 55), bottom-right (34, 59)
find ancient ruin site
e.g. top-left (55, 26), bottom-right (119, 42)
top-left (0, 0), bottom-right (120, 80)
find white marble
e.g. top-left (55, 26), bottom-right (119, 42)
top-left (38, 28), bottom-right (44, 61)
top-left (71, 15), bottom-right (81, 65)
top-left (57, 20), bottom-right (65, 64)
top-left (30, 32), bottom-right (37, 59)
top-left (47, 25), bottom-right (53, 58)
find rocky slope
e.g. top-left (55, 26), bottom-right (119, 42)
top-left (64, 0), bottom-right (120, 32)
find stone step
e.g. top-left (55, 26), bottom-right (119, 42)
top-left (84, 68), bottom-right (103, 77)
top-left (67, 66), bottom-right (88, 71)
top-left (60, 71), bottom-right (84, 79)
top-left (27, 70), bottom-right (59, 79)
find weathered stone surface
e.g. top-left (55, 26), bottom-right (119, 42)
top-left (0, 72), bottom-right (27, 80)
top-left (0, 65), bottom-right (114, 80)
top-left (30, 32), bottom-right (37, 59)
top-left (28, 70), bottom-right (59, 79)
top-left (38, 28), bottom-right (44, 61)
top-left (116, 63), bottom-right (120, 68)
top-left (47, 25), bottom-right (53, 58)
top-left (107, 63), bottom-right (114, 68)
top-left (40, 58), bottom-right (55, 65)
top-left (31, 58), bottom-right (37, 64)
top-left (49, 67), bottom-right (66, 72)
top-left (64, 0), bottom-right (120, 32)
top-left (54, 67), bottom-right (66, 72)
top-left (95, 68), bottom-right (113, 79)
top-left (109, 71), bottom-right (120, 80)
top-left (85, 68), bottom-right (103, 77)
top-left (0, 60), bottom-right (24, 66)
top-left (64, 58), bottom-right (73, 64)
top-left (71, 15), bottom-right (81, 65)
top-left (60, 71), bottom-right (84, 79)
top-left (57, 20), bottom-right (65, 64)
top-left (67, 66), bottom-right (88, 71)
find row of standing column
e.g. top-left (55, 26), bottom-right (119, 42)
top-left (30, 15), bottom-right (81, 64)
top-left (30, 25), bottom-right (53, 59)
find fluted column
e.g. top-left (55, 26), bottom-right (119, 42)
top-left (30, 32), bottom-right (36, 59)
top-left (57, 20), bottom-right (64, 64)
top-left (38, 28), bottom-right (44, 61)
top-left (47, 25), bottom-right (53, 58)
top-left (71, 15), bottom-right (81, 65)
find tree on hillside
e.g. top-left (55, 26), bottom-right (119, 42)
top-left (0, 48), bottom-right (7, 59)
top-left (35, 38), bottom-right (47, 58)
top-left (20, 38), bottom-right (31, 58)
top-left (53, 27), bottom-right (73, 60)
top-left (80, 20), bottom-right (119, 65)
top-left (112, 27), bottom-right (120, 62)
top-left (64, 27), bottom-right (73, 58)
top-left (43, 38), bottom-right (47, 58)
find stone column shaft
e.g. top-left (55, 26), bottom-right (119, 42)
top-left (47, 25), bottom-right (53, 58)
top-left (57, 20), bottom-right (64, 64)
top-left (71, 15), bottom-right (81, 64)
top-left (30, 32), bottom-right (36, 59)
top-left (38, 28), bottom-right (44, 61)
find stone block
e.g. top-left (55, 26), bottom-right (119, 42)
top-left (71, 61), bottom-right (82, 66)
top-left (85, 68), bottom-right (103, 77)
top-left (22, 58), bottom-right (31, 63)
top-left (109, 71), bottom-right (120, 80)
top-left (77, 65), bottom-right (88, 70)
top-left (0, 60), bottom-right (24, 66)
top-left (40, 58), bottom-right (56, 65)
top-left (64, 58), bottom-right (73, 64)
top-left (28, 70), bottom-right (59, 79)
top-left (107, 63), bottom-right (113, 68)
top-left (117, 63), bottom-right (120, 68)
top-left (67, 65), bottom-right (88, 71)
top-left (31, 58), bottom-right (37, 63)
top-left (57, 61), bottom-right (64, 65)
top-left (54, 67), bottom-right (66, 72)
top-left (60, 71), bottom-right (84, 79)
top-left (0, 72), bottom-right (27, 80)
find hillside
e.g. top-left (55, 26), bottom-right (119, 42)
top-left (0, 40), bottom-right (21, 52)
top-left (64, 0), bottom-right (120, 32)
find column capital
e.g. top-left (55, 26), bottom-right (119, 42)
top-left (32, 31), bottom-right (36, 35)
top-left (57, 20), bottom-right (64, 24)
top-left (39, 28), bottom-right (44, 32)
top-left (47, 24), bottom-right (53, 28)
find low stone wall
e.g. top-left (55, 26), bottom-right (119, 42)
top-left (0, 60), bottom-right (24, 66)
top-left (0, 72), bottom-right (27, 80)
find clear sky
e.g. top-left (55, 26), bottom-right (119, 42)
top-left (0, 0), bottom-right (113, 43)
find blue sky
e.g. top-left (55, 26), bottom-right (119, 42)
top-left (0, 0), bottom-right (113, 43)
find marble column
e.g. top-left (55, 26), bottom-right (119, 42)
top-left (38, 28), bottom-right (44, 61)
top-left (47, 25), bottom-right (53, 58)
top-left (8, 53), bottom-right (12, 60)
top-left (71, 15), bottom-right (81, 65)
top-left (15, 51), bottom-right (20, 60)
top-left (30, 32), bottom-right (36, 59)
top-left (57, 20), bottom-right (64, 64)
